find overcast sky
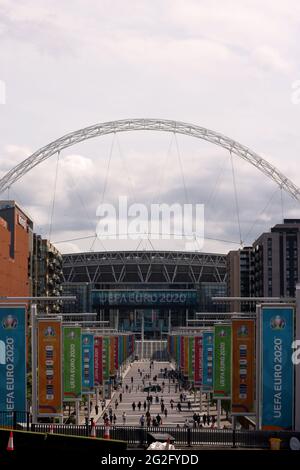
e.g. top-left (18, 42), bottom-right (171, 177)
top-left (0, 0), bottom-right (300, 254)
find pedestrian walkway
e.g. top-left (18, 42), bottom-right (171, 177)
top-left (97, 360), bottom-right (229, 428)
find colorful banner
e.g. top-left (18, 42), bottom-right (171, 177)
top-left (213, 324), bottom-right (232, 399)
top-left (261, 306), bottom-right (294, 430)
top-left (103, 337), bottom-right (110, 380)
top-left (184, 336), bottom-right (189, 376)
top-left (94, 336), bottom-right (103, 385)
top-left (232, 320), bottom-right (255, 415)
top-left (0, 307), bottom-right (26, 412)
top-left (63, 326), bottom-right (82, 400)
top-left (194, 335), bottom-right (203, 386)
top-left (188, 337), bottom-right (194, 380)
top-left (202, 331), bottom-right (214, 391)
top-left (38, 320), bottom-right (62, 415)
top-left (82, 333), bottom-right (94, 392)
top-left (180, 336), bottom-right (184, 371)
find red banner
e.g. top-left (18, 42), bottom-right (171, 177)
top-left (94, 336), bottom-right (103, 385)
top-left (180, 336), bottom-right (184, 371)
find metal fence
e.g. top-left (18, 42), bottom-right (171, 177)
top-left (31, 423), bottom-right (300, 449)
top-left (1, 412), bottom-right (299, 449)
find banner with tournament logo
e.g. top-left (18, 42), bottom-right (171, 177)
top-left (202, 331), bottom-right (214, 391)
top-left (194, 335), bottom-right (203, 386)
top-left (232, 320), bottom-right (255, 415)
top-left (213, 325), bottom-right (232, 399)
top-left (94, 336), bottom-right (102, 385)
top-left (38, 320), bottom-right (62, 415)
top-left (63, 326), bottom-right (82, 400)
top-left (261, 306), bottom-right (294, 430)
top-left (103, 337), bottom-right (110, 380)
top-left (82, 333), bottom-right (94, 392)
top-left (0, 307), bottom-right (26, 412)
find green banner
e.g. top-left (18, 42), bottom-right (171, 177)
top-left (63, 326), bottom-right (82, 400)
top-left (213, 325), bottom-right (232, 399)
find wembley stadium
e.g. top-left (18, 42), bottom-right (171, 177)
top-left (62, 249), bottom-right (227, 339)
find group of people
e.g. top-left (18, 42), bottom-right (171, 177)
top-left (96, 361), bottom-right (220, 429)
top-left (192, 413), bottom-right (216, 428)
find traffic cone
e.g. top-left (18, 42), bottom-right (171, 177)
top-left (104, 424), bottom-right (110, 440)
top-left (90, 421), bottom-right (96, 438)
top-left (7, 431), bottom-right (14, 452)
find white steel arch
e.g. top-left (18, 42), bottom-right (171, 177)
top-left (0, 118), bottom-right (299, 200)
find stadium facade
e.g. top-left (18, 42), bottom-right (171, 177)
top-left (62, 250), bottom-right (227, 339)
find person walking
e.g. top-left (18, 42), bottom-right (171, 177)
top-left (138, 401), bottom-right (141, 411)
top-left (132, 401), bottom-right (136, 411)
top-left (161, 402), bottom-right (165, 413)
top-left (95, 404), bottom-right (99, 415)
top-left (203, 413), bottom-right (207, 426)
top-left (113, 414), bottom-right (117, 425)
top-left (101, 400), bottom-right (105, 411)
top-left (188, 400), bottom-right (191, 411)
top-left (122, 412), bottom-right (126, 425)
top-left (140, 414), bottom-right (145, 427)
top-left (164, 408), bottom-right (168, 419)
top-left (170, 399), bottom-right (174, 410)
top-left (119, 392), bottom-right (123, 403)
top-left (143, 400), bottom-right (147, 411)
top-left (207, 414), bottom-right (211, 426)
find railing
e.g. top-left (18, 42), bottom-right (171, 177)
top-left (1, 412), bottom-right (299, 449)
top-left (31, 423), bottom-right (300, 449)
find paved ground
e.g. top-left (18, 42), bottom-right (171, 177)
top-left (94, 360), bottom-right (229, 428)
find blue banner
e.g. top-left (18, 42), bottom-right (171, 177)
top-left (92, 289), bottom-right (198, 307)
top-left (81, 333), bottom-right (94, 391)
top-left (202, 331), bottom-right (214, 391)
top-left (0, 307), bottom-right (26, 412)
top-left (261, 306), bottom-right (294, 430)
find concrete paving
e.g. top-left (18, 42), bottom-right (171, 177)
top-left (95, 360), bottom-right (229, 428)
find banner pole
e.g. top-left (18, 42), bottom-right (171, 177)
top-left (31, 303), bottom-right (38, 424)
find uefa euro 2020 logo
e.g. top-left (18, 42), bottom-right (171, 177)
top-left (270, 315), bottom-right (286, 330)
top-left (44, 326), bottom-right (55, 337)
top-left (2, 314), bottom-right (18, 329)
